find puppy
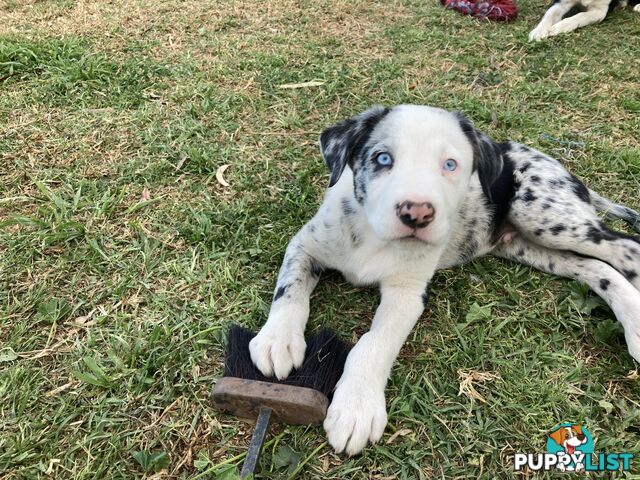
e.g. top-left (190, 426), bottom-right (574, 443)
top-left (249, 105), bottom-right (640, 455)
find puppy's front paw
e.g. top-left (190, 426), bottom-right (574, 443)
top-left (249, 323), bottom-right (306, 379)
top-left (633, 4), bottom-right (640, 12)
top-left (529, 25), bottom-right (552, 41)
top-left (323, 376), bottom-right (387, 456)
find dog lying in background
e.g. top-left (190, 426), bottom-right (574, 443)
top-left (249, 105), bottom-right (640, 455)
top-left (530, 0), bottom-right (640, 41)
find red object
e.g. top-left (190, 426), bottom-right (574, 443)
top-left (440, 0), bottom-right (518, 21)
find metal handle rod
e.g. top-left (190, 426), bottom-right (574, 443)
top-left (240, 407), bottom-right (271, 479)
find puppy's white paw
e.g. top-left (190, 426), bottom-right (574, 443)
top-left (529, 25), bottom-right (552, 41)
top-left (547, 23), bottom-right (574, 36)
top-left (249, 323), bottom-right (306, 379)
top-left (323, 376), bottom-right (387, 456)
top-left (634, 4), bottom-right (640, 12)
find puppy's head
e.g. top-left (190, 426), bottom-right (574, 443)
top-left (320, 105), bottom-right (502, 245)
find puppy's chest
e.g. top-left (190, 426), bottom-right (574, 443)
top-left (322, 238), bottom-right (440, 286)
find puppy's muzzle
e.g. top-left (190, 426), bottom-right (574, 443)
top-left (396, 200), bottom-right (435, 229)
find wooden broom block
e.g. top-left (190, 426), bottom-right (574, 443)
top-left (213, 377), bottom-right (329, 425)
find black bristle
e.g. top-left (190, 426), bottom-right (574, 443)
top-left (223, 326), bottom-right (352, 399)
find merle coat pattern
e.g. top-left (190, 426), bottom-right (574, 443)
top-left (249, 105), bottom-right (640, 456)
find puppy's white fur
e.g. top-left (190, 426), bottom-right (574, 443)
top-left (529, 0), bottom-right (639, 41)
top-left (249, 105), bottom-right (640, 456)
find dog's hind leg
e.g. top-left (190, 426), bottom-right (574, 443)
top-left (493, 237), bottom-right (640, 363)
top-left (505, 151), bottom-right (640, 292)
top-left (512, 207), bottom-right (640, 293)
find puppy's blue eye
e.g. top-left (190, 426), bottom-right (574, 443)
top-left (443, 159), bottom-right (458, 171)
top-left (375, 152), bottom-right (393, 167)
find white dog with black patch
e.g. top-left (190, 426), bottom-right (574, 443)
top-left (529, 0), bottom-right (640, 41)
top-left (248, 105), bottom-right (640, 456)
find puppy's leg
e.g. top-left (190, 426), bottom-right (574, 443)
top-left (494, 237), bottom-right (640, 363)
top-left (529, 218), bottom-right (640, 292)
top-left (507, 155), bottom-right (640, 292)
top-left (529, 0), bottom-right (576, 41)
top-left (324, 277), bottom-right (428, 456)
top-left (547, 6), bottom-right (608, 36)
top-left (249, 228), bottom-right (323, 379)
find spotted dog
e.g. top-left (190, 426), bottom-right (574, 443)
top-left (249, 105), bottom-right (640, 456)
top-left (529, 0), bottom-right (640, 41)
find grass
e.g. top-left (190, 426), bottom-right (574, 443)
top-left (1, 0), bottom-right (639, 478)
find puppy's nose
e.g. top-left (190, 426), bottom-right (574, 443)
top-left (396, 200), bottom-right (435, 229)
top-left (577, 434), bottom-right (586, 441)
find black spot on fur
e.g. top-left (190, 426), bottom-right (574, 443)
top-left (542, 203), bottom-right (552, 210)
top-left (550, 224), bottom-right (566, 235)
top-left (310, 259), bottom-right (324, 278)
top-left (522, 188), bottom-right (537, 203)
top-left (530, 175), bottom-right (541, 184)
top-left (535, 228), bottom-right (544, 236)
top-left (519, 162), bottom-right (531, 173)
top-left (586, 222), bottom-right (634, 245)
top-left (309, 224), bottom-right (316, 233)
top-left (517, 248), bottom-right (525, 257)
top-left (341, 197), bottom-right (355, 216)
top-left (421, 287), bottom-right (429, 307)
top-left (549, 179), bottom-right (566, 188)
top-left (532, 153), bottom-right (551, 163)
top-left (353, 174), bottom-right (368, 204)
top-left (600, 278), bottom-right (611, 291)
top-left (567, 174), bottom-right (590, 203)
top-left (548, 262), bottom-right (555, 272)
top-left (273, 284), bottom-right (289, 301)
top-left (624, 269), bottom-right (638, 281)
top-left (351, 232), bottom-right (359, 244)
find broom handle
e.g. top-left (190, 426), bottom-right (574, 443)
top-left (240, 407), bottom-right (271, 479)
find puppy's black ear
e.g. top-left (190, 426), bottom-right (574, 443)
top-left (320, 106), bottom-right (390, 187)
top-left (455, 112), bottom-right (503, 201)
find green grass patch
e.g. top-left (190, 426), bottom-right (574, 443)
top-left (1, 0), bottom-right (639, 478)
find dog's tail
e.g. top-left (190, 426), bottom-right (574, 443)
top-left (589, 189), bottom-right (640, 233)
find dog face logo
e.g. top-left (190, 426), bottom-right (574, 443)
top-left (549, 424), bottom-right (587, 455)
top-left (546, 423), bottom-right (594, 472)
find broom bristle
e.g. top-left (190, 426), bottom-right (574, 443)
top-left (223, 326), bottom-right (352, 399)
